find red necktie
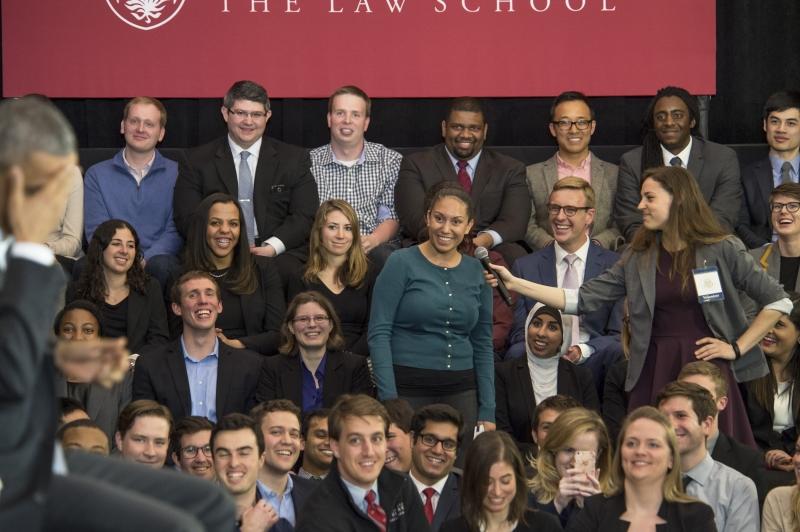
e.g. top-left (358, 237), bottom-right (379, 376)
top-left (365, 489), bottom-right (387, 532)
top-left (457, 160), bottom-right (472, 194)
top-left (422, 487), bottom-right (436, 524)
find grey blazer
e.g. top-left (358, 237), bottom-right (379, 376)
top-left (576, 236), bottom-right (787, 390)
top-left (614, 137), bottom-right (742, 241)
top-left (525, 152), bottom-right (621, 250)
top-left (747, 243), bottom-right (800, 293)
top-left (55, 372), bottom-right (132, 442)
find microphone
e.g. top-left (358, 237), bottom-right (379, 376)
top-left (474, 246), bottom-right (513, 307)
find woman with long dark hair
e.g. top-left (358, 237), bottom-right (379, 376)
top-left (441, 431), bottom-right (561, 532)
top-left (182, 193), bottom-right (284, 355)
top-left (70, 219), bottom-right (168, 353)
top-left (489, 165), bottom-right (791, 447)
top-left (748, 297), bottom-right (800, 470)
top-left (287, 199), bottom-right (375, 356)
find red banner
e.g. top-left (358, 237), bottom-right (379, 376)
top-left (2, 0), bottom-right (715, 98)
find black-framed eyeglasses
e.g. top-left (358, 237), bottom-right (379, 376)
top-left (227, 108), bottom-right (268, 120)
top-left (292, 315), bottom-right (331, 326)
top-left (419, 433), bottom-right (458, 452)
top-left (546, 204), bottom-right (591, 217)
top-left (181, 444), bottom-right (212, 458)
top-left (770, 201), bottom-right (800, 213)
top-left (551, 119), bottom-right (593, 131)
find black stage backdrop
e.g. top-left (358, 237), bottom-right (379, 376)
top-left (1, 0), bottom-right (798, 151)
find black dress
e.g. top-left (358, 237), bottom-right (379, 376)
top-left (441, 509), bottom-right (563, 532)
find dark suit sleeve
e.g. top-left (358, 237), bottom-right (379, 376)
top-left (494, 363), bottom-right (535, 458)
top-left (576, 366), bottom-right (600, 411)
top-left (350, 354), bottom-right (376, 397)
top-left (173, 149), bottom-right (206, 238)
top-left (395, 154), bottom-right (429, 243)
top-left (736, 174), bottom-right (769, 249)
top-left (707, 146), bottom-right (742, 233)
top-left (602, 361), bottom-right (628, 443)
top-left (239, 258), bottom-right (285, 355)
top-left (254, 357), bottom-right (279, 405)
top-left (483, 158), bottom-right (530, 243)
top-left (402, 477), bottom-right (433, 531)
top-left (614, 151), bottom-right (643, 241)
top-left (268, 149), bottom-right (319, 254)
top-left (131, 353), bottom-right (157, 403)
top-left (141, 278), bottom-right (170, 353)
top-left (0, 257), bottom-right (63, 400)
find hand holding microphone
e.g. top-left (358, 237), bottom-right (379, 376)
top-left (474, 246), bottom-right (513, 306)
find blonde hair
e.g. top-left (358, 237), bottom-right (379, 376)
top-left (528, 408), bottom-right (612, 503)
top-left (550, 176), bottom-right (596, 209)
top-left (304, 199), bottom-right (369, 288)
top-left (607, 406), bottom-right (695, 503)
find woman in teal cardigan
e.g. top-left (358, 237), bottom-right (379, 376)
top-left (369, 182), bottom-right (495, 438)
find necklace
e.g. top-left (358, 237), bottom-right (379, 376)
top-left (209, 269), bottom-right (229, 279)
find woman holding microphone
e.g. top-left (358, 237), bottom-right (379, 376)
top-left (490, 165), bottom-right (791, 445)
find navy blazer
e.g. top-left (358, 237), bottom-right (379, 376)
top-left (507, 241), bottom-right (622, 359)
top-left (495, 357), bottom-right (599, 457)
top-left (430, 472), bottom-right (461, 532)
top-left (255, 350), bottom-right (375, 411)
top-left (132, 339), bottom-right (264, 422)
top-left (736, 157), bottom-right (774, 249)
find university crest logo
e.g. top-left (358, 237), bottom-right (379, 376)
top-left (106, 0), bottom-right (186, 31)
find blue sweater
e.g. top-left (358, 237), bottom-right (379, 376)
top-left (84, 150), bottom-right (182, 259)
top-left (368, 246), bottom-right (495, 421)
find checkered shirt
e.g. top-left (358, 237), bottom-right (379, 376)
top-left (310, 141), bottom-right (402, 235)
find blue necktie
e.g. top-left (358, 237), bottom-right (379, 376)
top-left (238, 151), bottom-right (256, 246)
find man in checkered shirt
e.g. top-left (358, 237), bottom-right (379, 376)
top-left (310, 86), bottom-right (402, 268)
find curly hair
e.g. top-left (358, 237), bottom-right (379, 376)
top-left (73, 219), bottom-right (147, 304)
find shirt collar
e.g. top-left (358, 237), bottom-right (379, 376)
top-left (340, 475), bottom-right (379, 507)
top-left (256, 475), bottom-right (294, 500)
top-left (330, 143), bottom-right (366, 166)
top-left (180, 336), bottom-right (219, 363)
top-left (0, 230), bottom-right (10, 271)
top-left (684, 451), bottom-right (714, 486)
top-left (445, 147), bottom-right (482, 173)
top-left (555, 151), bottom-right (591, 170)
top-left (300, 352), bottom-right (328, 377)
top-left (769, 153), bottom-right (800, 175)
top-left (228, 135), bottom-right (263, 159)
top-left (122, 148), bottom-right (156, 175)
top-left (553, 236), bottom-right (590, 265)
top-left (410, 470), bottom-right (450, 496)
top-left (660, 136), bottom-right (693, 168)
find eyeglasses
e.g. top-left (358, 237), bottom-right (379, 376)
top-left (770, 201), bottom-right (800, 213)
top-left (551, 119), bottom-right (593, 131)
top-left (181, 444), bottom-right (212, 458)
top-left (419, 433), bottom-right (458, 452)
top-left (227, 108), bottom-right (268, 120)
top-left (546, 204), bottom-right (591, 217)
top-left (292, 315), bottom-right (331, 326)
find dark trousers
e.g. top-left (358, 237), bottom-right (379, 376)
top-left (43, 451), bottom-right (235, 532)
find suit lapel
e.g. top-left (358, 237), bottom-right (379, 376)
top-left (471, 151), bottom-right (492, 199)
top-left (321, 351), bottom-right (341, 406)
top-left (167, 343), bottom-right (193, 418)
top-left (756, 159), bottom-right (774, 212)
top-left (589, 154), bottom-right (606, 199)
top-left (539, 244), bottom-right (558, 286)
top-left (543, 156), bottom-right (559, 196)
top-left (126, 290), bottom-right (146, 344)
top-left (585, 244), bottom-right (604, 279)
top-left (687, 137), bottom-right (706, 188)
top-left (637, 250), bottom-right (656, 316)
top-left (432, 473), bottom-right (458, 530)
top-left (515, 358), bottom-right (536, 424)
top-left (283, 355), bottom-right (303, 406)
top-left (214, 140), bottom-right (239, 195)
top-left (215, 345), bottom-right (233, 416)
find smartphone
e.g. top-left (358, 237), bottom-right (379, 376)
top-left (573, 450), bottom-right (597, 475)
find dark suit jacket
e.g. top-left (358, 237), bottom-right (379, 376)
top-left (442, 510), bottom-right (561, 532)
top-left (495, 357), bottom-right (599, 457)
top-left (429, 472), bottom-right (461, 532)
top-left (132, 338), bottom-right (263, 422)
top-left (565, 492), bottom-right (716, 532)
top-left (296, 463), bottom-right (430, 532)
top-left (614, 136), bottom-right (742, 240)
top-left (173, 136), bottom-right (319, 260)
top-left (271, 475), bottom-right (317, 532)
top-left (255, 350), bottom-right (374, 410)
top-left (0, 255), bottom-right (65, 530)
top-left (54, 372), bottom-right (132, 442)
top-left (395, 144), bottom-right (530, 244)
top-left (736, 157), bottom-right (774, 249)
top-left (507, 241), bottom-right (622, 359)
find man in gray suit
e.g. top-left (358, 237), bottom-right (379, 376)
top-left (409, 404), bottom-right (463, 532)
top-left (395, 97), bottom-right (531, 265)
top-left (614, 86), bottom-right (742, 241)
top-left (525, 91), bottom-right (621, 251)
